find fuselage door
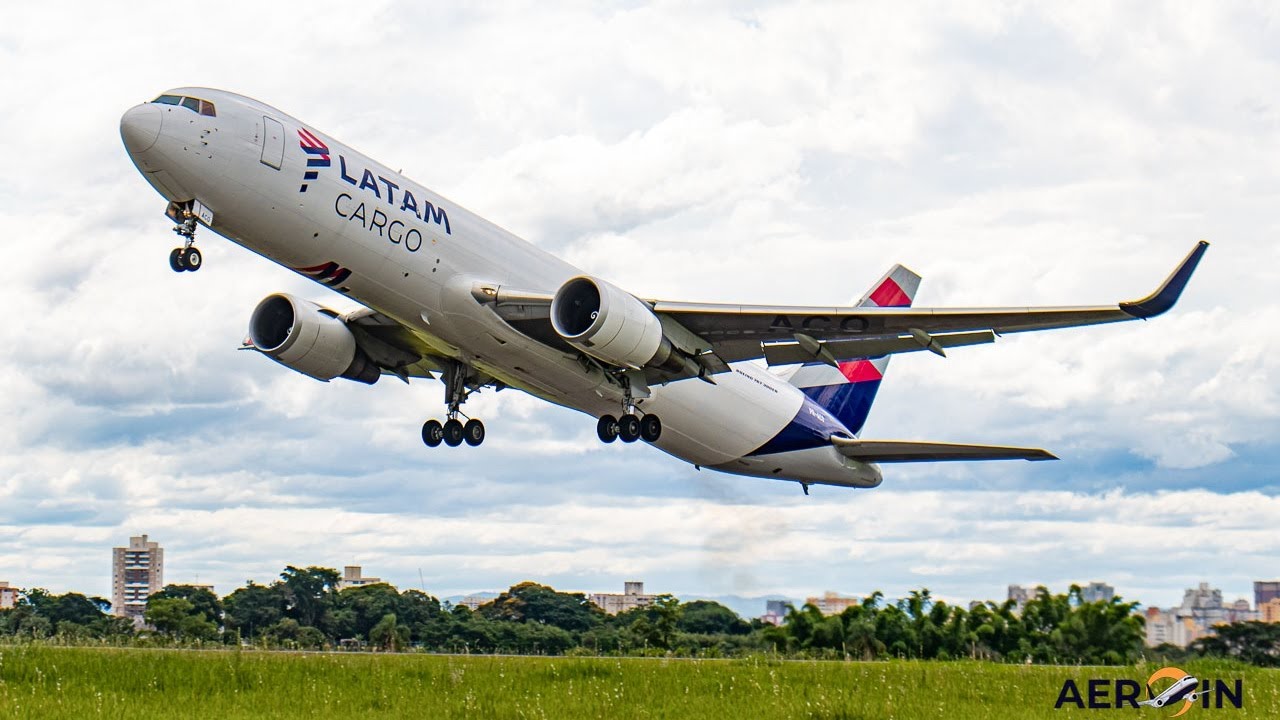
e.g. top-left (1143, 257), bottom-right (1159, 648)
top-left (261, 116), bottom-right (285, 170)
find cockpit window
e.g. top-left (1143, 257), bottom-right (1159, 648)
top-left (150, 94), bottom-right (217, 117)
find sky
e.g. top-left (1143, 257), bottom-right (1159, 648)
top-left (2, 1), bottom-right (1279, 614)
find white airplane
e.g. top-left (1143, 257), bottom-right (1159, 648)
top-left (119, 88), bottom-right (1208, 493)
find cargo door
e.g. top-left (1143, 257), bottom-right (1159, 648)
top-left (260, 116), bottom-right (285, 170)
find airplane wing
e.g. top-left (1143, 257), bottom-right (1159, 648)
top-left (654, 241), bottom-right (1208, 364)
top-left (343, 308), bottom-right (450, 381)
top-left (830, 437), bottom-right (1057, 463)
top-left (477, 241), bottom-right (1207, 377)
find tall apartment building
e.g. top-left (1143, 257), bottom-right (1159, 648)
top-left (760, 599), bottom-right (790, 625)
top-left (111, 534), bottom-right (163, 625)
top-left (1081, 582), bottom-right (1115, 604)
top-left (1144, 582), bottom-right (1247, 648)
top-left (0, 581), bottom-right (17, 609)
top-left (590, 581), bottom-right (655, 615)
top-left (1007, 584), bottom-right (1032, 614)
top-left (1255, 581), bottom-right (1280, 609)
top-left (1261, 598), bottom-right (1280, 623)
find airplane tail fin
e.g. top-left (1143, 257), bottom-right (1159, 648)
top-left (784, 265), bottom-right (921, 435)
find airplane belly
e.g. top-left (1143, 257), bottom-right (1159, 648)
top-left (639, 364), bottom-right (803, 466)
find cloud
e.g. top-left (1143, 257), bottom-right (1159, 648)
top-left (0, 2), bottom-right (1276, 613)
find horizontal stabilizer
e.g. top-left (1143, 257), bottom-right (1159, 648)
top-left (763, 330), bottom-right (995, 367)
top-left (831, 437), bottom-right (1058, 463)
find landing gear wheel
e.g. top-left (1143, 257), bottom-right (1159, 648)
top-left (617, 414), bottom-right (641, 443)
top-left (180, 247), bottom-right (202, 272)
top-left (169, 249), bottom-right (186, 272)
top-left (463, 419), bottom-right (485, 447)
top-left (639, 414), bottom-right (662, 442)
top-left (421, 419), bottom-right (443, 448)
top-left (597, 415), bottom-right (619, 443)
top-left (443, 419), bottom-right (464, 447)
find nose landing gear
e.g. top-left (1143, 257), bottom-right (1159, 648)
top-left (167, 204), bottom-right (203, 272)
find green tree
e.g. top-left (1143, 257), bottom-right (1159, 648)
top-left (279, 566), bottom-right (340, 628)
top-left (677, 601), bottom-right (750, 635)
top-left (150, 585), bottom-right (223, 628)
top-left (144, 597), bottom-right (218, 642)
top-left (223, 581), bottom-right (285, 641)
top-left (334, 583), bottom-right (403, 640)
top-left (369, 612), bottom-right (409, 652)
top-left (479, 582), bottom-right (605, 633)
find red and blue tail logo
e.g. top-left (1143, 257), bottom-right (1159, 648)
top-left (785, 265), bottom-right (920, 435)
top-left (297, 128), bottom-right (330, 193)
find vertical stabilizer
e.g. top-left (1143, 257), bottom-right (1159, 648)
top-left (784, 265), bottom-right (921, 435)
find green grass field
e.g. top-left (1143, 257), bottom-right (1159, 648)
top-left (1, 646), bottom-right (1276, 719)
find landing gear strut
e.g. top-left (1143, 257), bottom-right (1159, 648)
top-left (169, 215), bottom-right (203, 272)
top-left (597, 378), bottom-right (662, 445)
top-left (421, 361), bottom-right (486, 449)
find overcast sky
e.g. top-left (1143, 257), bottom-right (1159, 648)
top-left (2, 1), bottom-right (1278, 613)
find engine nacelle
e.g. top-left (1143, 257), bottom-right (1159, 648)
top-left (550, 276), bottom-right (702, 378)
top-left (551, 276), bottom-right (663, 369)
top-left (248, 293), bottom-right (380, 384)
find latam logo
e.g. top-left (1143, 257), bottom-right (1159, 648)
top-left (297, 128), bottom-right (330, 193)
top-left (297, 261), bottom-right (352, 291)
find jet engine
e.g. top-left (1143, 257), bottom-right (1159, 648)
top-left (248, 293), bottom-right (381, 384)
top-left (550, 276), bottom-right (699, 375)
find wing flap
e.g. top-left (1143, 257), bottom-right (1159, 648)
top-left (762, 330), bottom-right (996, 366)
top-left (831, 437), bottom-right (1058, 463)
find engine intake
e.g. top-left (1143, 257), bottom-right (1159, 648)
top-left (551, 276), bottom-right (698, 375)
top-left (248, 294), bottom-right (380, 384)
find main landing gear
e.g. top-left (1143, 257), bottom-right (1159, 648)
top-left (169, 216), bottom-right (202, 272)
top-left (596, 382), bottom-right (662, 444)
top-left (421, 361), bottom-right (486, 448)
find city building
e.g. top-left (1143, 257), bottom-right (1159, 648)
top-left (111, 534), bottom-right (163, 626)
top-left (1081, 582), bottom-right (1115, 604)
top-left (458, 595), bottom-right (490, 611)
top-left (590, 581), bottom-right (655, 615)
top-left (1255, 581), bottom-right (1280, 609)
top-left (1007, 584), bottom-right (1031, 613)
top-left (1261, 598), bottom-right (1280, 623)
top-left (0, 582), bottom-right (17, 610)
top-left (338, 566), bottom-right (382, 590)
top-left (1226, 598), bottom-right (1257, 624)
top-left (805, 591), bottom-right (860, 616)
top-left (1144, 582), bottom-right (1243, 648)
top-left (760, 599), bottom-right (790, 626)
top-left (1145, 607), bottom-right (1197, 648)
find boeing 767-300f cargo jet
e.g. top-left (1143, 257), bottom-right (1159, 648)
top-left (119, 88), bottom-right (1207, 493)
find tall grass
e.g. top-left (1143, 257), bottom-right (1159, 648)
top-left (0, 645), bottom-right (1276, 719)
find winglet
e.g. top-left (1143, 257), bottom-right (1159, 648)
top-left (1119, 241), bottom-right (1209, 319)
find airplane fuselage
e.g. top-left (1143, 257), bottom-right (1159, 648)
top-left (121, 88), bottom-right (880, 488)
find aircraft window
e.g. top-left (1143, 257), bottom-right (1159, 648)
top-left (181, 97), bottom-right (201, 113)
top-left (198, 100), bottom-right (216, 117)
top-left (152, 95), bottom-right (182, 105)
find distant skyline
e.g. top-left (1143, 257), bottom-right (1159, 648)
top-left (2, 2), bottom-right (1279, 610)
top-left (3, 539), bottom-right (1272, 621)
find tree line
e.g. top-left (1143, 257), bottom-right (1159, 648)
top-left (3, 570), bottom-right (1252, 665)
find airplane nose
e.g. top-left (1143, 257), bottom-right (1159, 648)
top-left (120, 103), bottom-right (162, 155)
